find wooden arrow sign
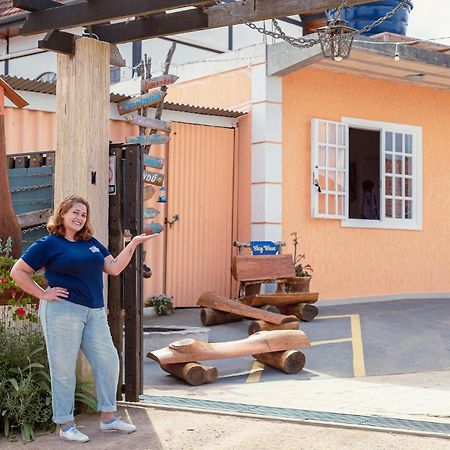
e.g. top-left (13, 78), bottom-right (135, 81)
top-left (117, 90), bottom-right (166, 115)
top-left (143, 207), bottom-right (160, 219)
top-left (143, 184), bottom-right (156, 201)
top-left (141, 74), bottom-right (179, 91)
top-left (143, 169), bottom-right (164, 186)
top-left (126, 134), bottom-right (170, 145)
top-left (125, 114), bottom-right (171, 133)
top-left (144, 222), bottom-right (164, 235)
top-left (143, 154), bottom-right (165, 170)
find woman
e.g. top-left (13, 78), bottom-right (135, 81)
top-left (11, 195), bottom-right (160, 443)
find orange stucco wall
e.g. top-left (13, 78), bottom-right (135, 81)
top-left (4, 109), bottom-right (138, 154)
top-left (166, 67), bottom-right (252, 110)
top-left (283, 67), bottom-right (450, 300)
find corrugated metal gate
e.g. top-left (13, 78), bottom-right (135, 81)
top-left (165, 122), bottom-right (236, 307)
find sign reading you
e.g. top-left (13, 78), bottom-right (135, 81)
top-left (250, 241), bottom-right (279, 256)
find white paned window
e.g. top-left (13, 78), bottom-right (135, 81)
top-left (311, 119), bottom-right (348, 219)
top-left (311, 117), bottom-right (422, 230)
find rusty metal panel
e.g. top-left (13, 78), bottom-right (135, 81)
top-left (165, 122), bottom-right (236, 308)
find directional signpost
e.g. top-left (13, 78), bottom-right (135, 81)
top-left (117, 90), bottom-right (166, 115)
top-left (141, 74), bottom-right (179, 92)
top-left (126, 134), bottom-right (170, 145)
top-left (143, 169), bottom-right (164, 186)
top-left (143, 154), bottom-right (165, 170)
top-left (125, 114), bottom-right (171, 133)
top-left (144, 222), bottom-right (163, 235)
top-left (143, 184), bottom-right (156, 200)
top-left (143, 207), bottom-right (160, 219)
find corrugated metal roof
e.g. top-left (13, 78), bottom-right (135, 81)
top-left (2, 75), bottom-right (245, 118)
top-left (0, 0), bottom-right (24, 18)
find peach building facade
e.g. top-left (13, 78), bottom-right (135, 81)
top-left (167, 38), bottom-right (450, 302)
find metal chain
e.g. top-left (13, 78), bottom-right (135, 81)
top-left (22, 224), bottom-right (47, 235)
top-left (328, 0), bottom-right (349, 25)
top-left (10, 182), bottom-right (53, 193)
top-left (213, 0), bottom-right (413, 49)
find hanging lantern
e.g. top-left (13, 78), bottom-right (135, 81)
top-left (317, 20), bottom-right (357, 61)
top-left (157, 185), bottom-right (167, 203)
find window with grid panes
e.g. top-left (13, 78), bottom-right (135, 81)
top-left (311, 118), bottom-right (422, 230)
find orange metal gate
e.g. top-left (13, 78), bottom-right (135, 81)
top-left (164, 122), bottom-right (236, 307)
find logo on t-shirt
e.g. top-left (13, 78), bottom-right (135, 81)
top-left (89, 246), bottom-right (100, 253)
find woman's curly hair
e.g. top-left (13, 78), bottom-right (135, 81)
top-left (47, 195), bottom-right (93, 241)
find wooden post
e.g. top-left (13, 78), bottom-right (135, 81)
top-left (55, 37), bottom-right (110, 400)
top-left (55, 37), bottom-right (110, 242)
top-left (122, 144), bottom-right (144, 402)
top-left (108, 144), bottom-right (125, 400)
top-left (0, 80), bottom-right (28, 257)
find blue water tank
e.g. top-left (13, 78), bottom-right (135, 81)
top-left (330, 1), bottom-right (413, 36)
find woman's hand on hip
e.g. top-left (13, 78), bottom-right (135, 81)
top-left (42, 287), bottom-right (69, 302)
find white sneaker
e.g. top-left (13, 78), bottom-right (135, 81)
top-left (100, 417), bottom-right (137, 433)
top-left (59, 425), bottom-right (89, 442)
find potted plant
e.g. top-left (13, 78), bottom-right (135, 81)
top-left (285, 231), bottom-right (313, 293)
top-left (144, 294), bottom-right (174, 316)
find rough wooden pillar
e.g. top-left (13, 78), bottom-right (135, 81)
top-left (56, 37), bottom-right (110, 398)
top-left (0, 86), bottom-right (22, 257)
top-left (55, 37), bottom-right (110, 246)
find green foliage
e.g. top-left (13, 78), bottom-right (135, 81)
top-left (145, 294), bottom-right (174, 315)
top-left (290, 232), bottom-right (313, 277)
top-left (0, 325), bottom-right (53, 442)
top-left (0, 324), bottom-right (97, 442)
top-left (0, 249), bottom-right (47, 323)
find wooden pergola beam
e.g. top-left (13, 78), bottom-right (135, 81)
top-left (91, 0), bottom-right (378, 44)
top-left (13, 0), bottom-right (63, 12)
top-left (38, 30), bottom-right (76, 55)
top-left (18, 0), bottom-right (216, 35)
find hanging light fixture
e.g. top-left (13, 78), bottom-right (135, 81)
top-left (317, 19), bottom-right (357, 61)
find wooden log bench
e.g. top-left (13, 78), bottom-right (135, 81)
top-left (232, 254), bottom-right (320, 322)
top-left (197, 291), bottom-right (299, 334)
top-left (147, 329), bottom-right (310, 385)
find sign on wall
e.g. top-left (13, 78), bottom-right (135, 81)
top-left (109, 155), bottom-right (116, 195)
top-left (250, 241), bottom-right (280, 255)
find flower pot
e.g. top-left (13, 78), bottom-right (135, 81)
top-left (143, 306), bottom-right (158, 320)
top-left (284, 276), bottom-right (312, 293)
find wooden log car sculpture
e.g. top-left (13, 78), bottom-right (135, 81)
top-left (147, 329), bottom-right (311, 385)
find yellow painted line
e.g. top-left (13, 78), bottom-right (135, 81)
top-left (314, 314), bottom-right (367, 377)
top-left (311, 338), bottom-right (352, 346)
top-left (315, 315), bottom-right (352, 320)
top-left (350, 313), bottom-right (366, 377)
top-left (246, 360), bottom-right (265, 383)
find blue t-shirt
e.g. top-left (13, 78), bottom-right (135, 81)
top-left (22, 234), bottom-right (111, 308)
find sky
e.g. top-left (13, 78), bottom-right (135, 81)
top-left (406, 0), bottom-right (450, 45)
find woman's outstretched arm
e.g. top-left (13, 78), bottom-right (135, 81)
top-left (103, 233), bottom-right (160, 276)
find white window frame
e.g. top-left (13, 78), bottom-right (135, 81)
top-left (311, 119), bottom-right (349, 219)
top-left (340, 117), bottom-right (422, 231)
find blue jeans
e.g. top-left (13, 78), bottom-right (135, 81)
top-left (39, 300), bottom-right (119, 424)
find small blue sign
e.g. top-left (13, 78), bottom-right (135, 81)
top-left (250, 241), bottom-right (279, 256)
